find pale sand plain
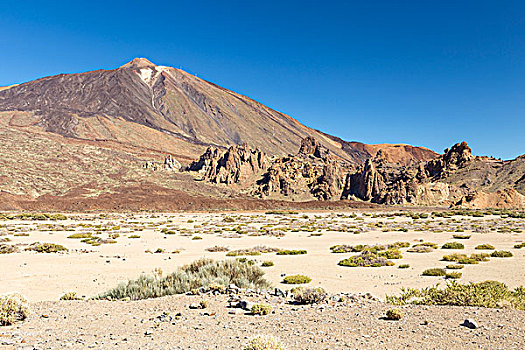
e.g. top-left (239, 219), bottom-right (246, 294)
top-left (1, 211), bottom-right (524, 302)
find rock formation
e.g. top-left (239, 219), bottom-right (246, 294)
top-left (187, 144), bottom-right (268, 185)
top-left (143, 155), bottom-right (181, 171)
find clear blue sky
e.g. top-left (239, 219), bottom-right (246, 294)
top-left (1, 1), bottom-right (524, 159)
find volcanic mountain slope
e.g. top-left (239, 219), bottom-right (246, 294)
top-left (0, 58), bottom-right (437, 165)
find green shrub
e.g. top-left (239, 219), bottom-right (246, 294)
top-left (26, 242), bottom-right (67, 253)
top-left (338, 251), bottom-right (395, 267)
top-left (67, 233), bottom-right (92, 239)
top-left (282, 275), bottom-right (311, 284)
top-left (491, 250), bottom-right (513, 258)
top-left (457, 258), bottom-right (479, 265)
top-left (470, 253), bottom-right (491, 262)
top-left (261, 261), bottom-right (274, 267)
top-left (441, 242), bottom-right (464, 249)
top-left (251, 303), bottom-right (272, 315)
top-left (446, 264), bottom-right (464, 269)
top-left (276, 250), bottom-right (307, 255)
top-left (60, 292), bottom-right (82, 300)
top-left (0, 244), bottom-right (18, 254)
top-left (514, 243), bottom-right (525, 249)
top-left (453, 234), bottom-right (471, 239)
top-left (442, 253), bottom-right (467, 262)
top-left (0, 294), bottom-right (29, 326)
top-left (445, 272), bottom-right (462, 279)
top-left (377, 249), bottom-right (403, 259)
top-left (129, 235), bottom-right (141, 239)
top-left (422, 268), bottom-right (446, 276)
top-left (385, 308), bottom-right (403, 320)
top-left (398, 264), bottom-right (410, 269)
top-left (243, 335), bottom-right (286, 350)
top-left (96, 258), bottom-right (270, 300)
top-left (475, 244), bottom-right (495, 250)
top-left (387, 280), bottom-right (525, 310)
top-left (291, 287), bottom-right (327, 304)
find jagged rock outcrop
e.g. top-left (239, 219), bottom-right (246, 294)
top-left (425, 141), bottom-right (474, 180)
top-left (341, 142), bottom-right (475, 205)
top-left (187, 144), bottom-right (267, 185)
top-left (143, 155), bottom-right (181, 171)
top-left (253, 138), bottom-right (350, 200)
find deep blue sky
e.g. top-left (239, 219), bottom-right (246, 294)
top-left (1, 1), bottom-right (524, 159)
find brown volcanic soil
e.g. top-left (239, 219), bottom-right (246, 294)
top-left (0, 183), bottom-right (378, 211)
top-left (0, 294), bottom-right (524, 349)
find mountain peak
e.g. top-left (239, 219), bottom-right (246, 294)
top-left (120, 57), bottom-right (157, 69)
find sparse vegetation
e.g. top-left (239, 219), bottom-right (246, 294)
top-left (97, 258), bottom-right (270, 300)
top-left (491, 250), bottom-right (513, 258)
top-left (385, 308), bottom-right (403, 320)
top-left (291, 287), bottom-right (327, 304)
top-left (261, 261), bottom-right (274, 267)
top-left (441, 242), bottom-right (464, 249)
top-left (276, 249), bottom-right (307, 255)
top-left (282, 275), bottom-right (311, 284)
top-left (60, 292), bottom-right (82, 300)
top-left (251, 303), bottom-right (272, 315)
top-left (243, 335), bottom-right (286, 350)
top-left (338, 251), bottom-right (395, 267)
top-left (475, 244), bottom-right (495, 250)
top-left (0, 294), bottom-right (29, 326)
top-left (387, 281), bottom-right (525, 310)
top-left (26, 242), bottom-right (67, 253)
top-left (422, 268), bottom-right (446, 277)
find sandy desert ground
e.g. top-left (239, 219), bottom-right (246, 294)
top-left (1, 210), bottom-right (524, 302)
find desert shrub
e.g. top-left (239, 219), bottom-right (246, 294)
top-left (267, 210), bottom-right (298, 215)
top-left (413, 242), bottom-right (439, 249)
top-left (129, 235), bottom-right (141, 239)
top-left (398, 264), bottom-right (410, 269)
top-left (67, 233), bottom-right (92, 239)
top-left (475, 244), bottom-right (495, 250)
top-left (329, 244), bottom-right (354, 253)
top-left (291, 287), bottom-right (327, 304)
top-left (445, 272), bottom-right (462, 279)
top-left (338, 251), bottom-right (395, 267)
top-left (407, 245), bottom-right (433, 253)
top-left (387, 280), bottom-right (525, 310)
top-left (441, 242), bottom-right (464, 249)
top-left (514, 243), bottom-right (525, 249)
top-left (0, 244), bottom-right (18, 254)
top-left (227, 246), bottom-right (279, 256)
top-left (422, 268), bottom-right (446, 277)
top-left (276, 249), bottom-right (307, 255)
top-left (96, 258), bottom-right (270, 300)
top-left (191, 236), bottom-right (203, 240)
top-left (26, 242), bottom-right (67, 253)
top-left (385, 308), bottom-right (403, 320)
top-left (442, 253), bottom-right (467, 262)
top-left (251, 303), bottom-right (272, 315)
top-left (377, 249), bottom-right (403, 259)
top-left (282, 275), bottom-right (311, 284)
top-left (243, 335), bottom-right (286, 350)
top-left (457, 258), bottom-right (479, 265)
top-left (223, 217), bottom-right (235, 223)
top-left (446, 264), bottom-right (464, 269)
top-left (206, 245), bottom-right (229, 252)
top-left (0, 294), bottom-right (29, 326)
top-left (60, 292), bottom-right (82, 300)
top-left (470, 253), bottom-right (491, 262)
top-left (491, 250), bottom-right (513, 258)
top-left (452, 234), bottom-right (471, 239)
top-left (261, 261), bottom-right (274, 267)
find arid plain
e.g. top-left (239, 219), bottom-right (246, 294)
top-left (1, 210), bottom-right (523, 301)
